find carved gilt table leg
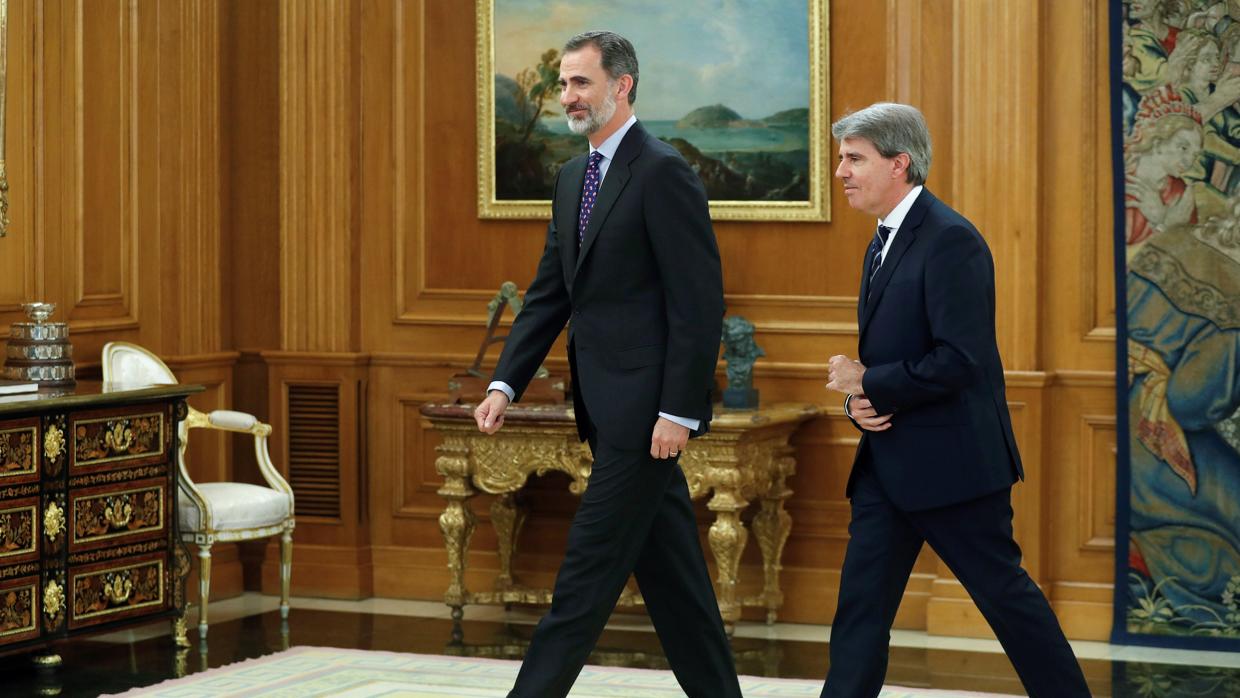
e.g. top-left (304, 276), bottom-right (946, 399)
top-left (436, 435), bottom-right (477, 621)
top-left (491, 492), bottom-right (527, 593)
top-left (707, 486), bottom-right (749, 632)
top-left (753, 452), bottom-right (795, 624)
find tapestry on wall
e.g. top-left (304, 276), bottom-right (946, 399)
top-left (1112, 0), bottom-right (1240, 649)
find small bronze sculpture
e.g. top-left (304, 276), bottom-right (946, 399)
top-left (721, 316), bottom-right (763, 409)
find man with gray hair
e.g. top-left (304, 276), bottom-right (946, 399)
top-left (474, 30), bottom-right (741, 698)
top-left (822, 102), bottom-right (1091, 697)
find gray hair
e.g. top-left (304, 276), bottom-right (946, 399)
top-left (831, 103), bottom-right (932, 185)
top-left (564, 31), bottom-right (639, 105)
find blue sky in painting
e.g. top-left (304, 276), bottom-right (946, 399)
top-left (493, 0), bottom-right (811, 121)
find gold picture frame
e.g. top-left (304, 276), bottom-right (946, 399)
top-left (475, 0), bottom-right (830, 222)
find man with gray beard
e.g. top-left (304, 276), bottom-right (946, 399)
top-left (473, 30), bottom-right (741, 698)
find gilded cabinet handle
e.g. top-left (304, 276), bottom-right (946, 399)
top-left (43, 501), bottom-right (64, 541)
top-left (43, 580), bottom-right (63, 620)
top-left (103, 498), bottom-right (133, 530)
top-left (103, 572), bottom-right (133, 605)
top-left (104, 422), bottom-right (134, 454)
top-left (43, 425), bottom-right (64, 461)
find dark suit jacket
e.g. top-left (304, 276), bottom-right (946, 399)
top-left (492, 121), bottom-right (725, 450)
top-left (850, 188), bottom-right (1023, 511)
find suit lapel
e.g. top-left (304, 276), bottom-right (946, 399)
top-left (858, 189), bottom-right (935, 335)
top-left (557, 156), bottom-right (587, 287)
top-left (574, 122), bottom-right (645, 278)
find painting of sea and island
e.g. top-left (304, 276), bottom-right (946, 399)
top-left (479, 0), bottom-right (828, 221)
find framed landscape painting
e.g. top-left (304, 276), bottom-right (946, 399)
top-left (476, 0), bottom-right (830, 221)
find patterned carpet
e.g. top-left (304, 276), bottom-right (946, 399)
top-left (103, 646), bottom-right (1012, 697)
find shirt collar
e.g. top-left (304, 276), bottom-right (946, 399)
top-left (878, 185), bottom-right (924, 232)
top-left (590, 114), bottom-right (638, 162)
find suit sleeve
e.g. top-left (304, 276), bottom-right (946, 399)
top-left (862, 225), bottom-right (993, 414)
top-left (644, 154), bottom-right (725, 421)
top-left (490, 180), bottom-right (573, 401)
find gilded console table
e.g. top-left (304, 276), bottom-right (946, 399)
top-left (422, 401), bottom-right (819, 628)
top-left (0, 383), bottom-right (201, 663)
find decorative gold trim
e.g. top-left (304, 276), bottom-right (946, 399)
top-left (172, 615), bottom-right (190, 648)
top-left (473, 0), bottom-right (831, 222)
top-left (43, 501), bottom-right (63, 542)
top-left (43, 425), bottom-right (64, 463)
top-left (43, 579), bottom-right (63, 620)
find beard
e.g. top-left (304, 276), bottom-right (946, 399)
top-left (565, 89), bottom-right (618, 136)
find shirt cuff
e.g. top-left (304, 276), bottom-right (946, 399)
top-left (844, 394), bottom-right (854, 419)
top-left (659, 412), bottom-right (700, 431)
top-left (487, 381), bottom-right (516, 402)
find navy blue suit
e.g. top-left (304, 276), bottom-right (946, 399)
top-left (823, 189), bottom-right (1091, 697)
top-left (493, 121), bottom-right (740, 698)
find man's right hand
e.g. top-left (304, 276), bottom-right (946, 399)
top-left (474, 390), bottom-right (511, 434)
top-left (847, 395), bottom-right (893, 432)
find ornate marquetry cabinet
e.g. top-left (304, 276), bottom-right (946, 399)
top-left (0, 384), bottom-right (201, 662)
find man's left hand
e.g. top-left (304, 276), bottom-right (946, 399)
top-left (826, 354), bottom-right (866, 394)
top-left (650, 417), bottom-right (689, 460)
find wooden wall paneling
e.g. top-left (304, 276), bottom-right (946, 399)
top-left (279, 0), bottom-right (360, 354)
top-left (262, 352), bottom-right (371, 598)
top-left (886, 0), bottom-right (955, 203)
top-left (222, 0), bottom-right (281, 352)
top-left (1047, 371), bottom-right (1117, 640)
top-left (0, 0), bottom-right (41, 315)
top-left (1038, 0), bottom-right (1118, 641)
top-left (358, 0), bottom-right (401, 352)
top-left (155, 0), bottom-right (222, 356)
top-left (1042, 0), bottom-right (1116, 371)
top-left (950, 0), bottom-right (1040, 371)
top-left (70, 0), bottom-right (139, 336)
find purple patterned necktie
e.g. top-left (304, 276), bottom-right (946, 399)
top-left (578, 151), bottom-right (605, 244)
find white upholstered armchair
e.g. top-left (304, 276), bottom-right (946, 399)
top-left (101, 342), bottom-right (295, 639)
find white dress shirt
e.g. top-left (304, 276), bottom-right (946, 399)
top-left (874, 185), bottom-right (923, 265)
top-left (488, 115), bottom-right (699, 432)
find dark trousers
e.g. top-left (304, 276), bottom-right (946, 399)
top-left (507, 432), bottom-right (741, 698)
top-left (823, 459), bottom-right (1091, 698)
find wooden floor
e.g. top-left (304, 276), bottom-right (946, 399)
top-left (2, 594), bottom-right (1238, 697)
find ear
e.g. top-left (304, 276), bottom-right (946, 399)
top-left (615, 74), bottom-right (634, 101)
top-left (891, 153), bottom-right (911, 180)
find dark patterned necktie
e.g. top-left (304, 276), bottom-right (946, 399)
top-left (578, 151), bottom-right (605, 244)
top-left (868, 225), bottom-right (893, 284)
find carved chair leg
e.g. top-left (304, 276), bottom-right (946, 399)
top-left (280, 529), bottom-right (293, 619)
top-left (197, 543), bottom-right (213, 638)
